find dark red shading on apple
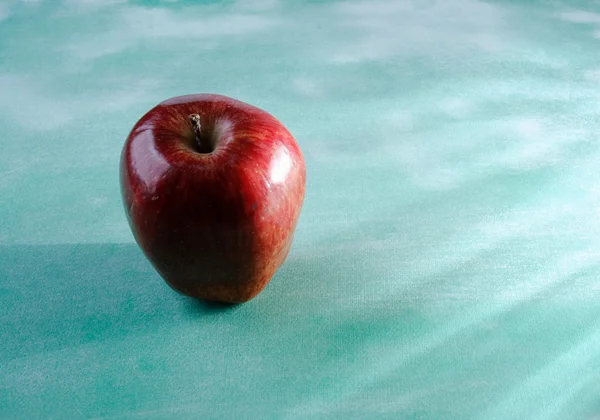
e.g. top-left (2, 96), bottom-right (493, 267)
top-left (120, 94), bottom-right (306, 303)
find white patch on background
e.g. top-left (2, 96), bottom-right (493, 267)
top-left (558, 10), bottom-right (600, 23)
top-left (329, 0), bottom-right (506, 63)
top-left (62, 0), bottom-right (127, 10)
top-left (65, 6), bottom-right (280, 61)
top-left (0, 75), bottom-right (75, 130)
top-left (495, 117), bottom-right (587, 171)
top-left (506, 117), bottom-right (552, 169)
top-left (413, 166), bottom-right (465, 190)
top-left (122, 8), bottom-right (276, 38)
top-left (382, 139), bottom-right (467, 191)
top-left (88, 197), bottom-right (108, 207)
top-left (291, 77), bottom-right (322, 97)
top-left (234, 0), bottom-right (280, 11)
top-left (516, 117), bottom-right (542, 139)
top-left (0, 74), bottom-right (159, 130)
top-left (0, 4), bottom-right (9, 21)
top-left (476, 204), bottom-right (575, 239)
top-left (386, 109), bottom-right (414, 130)
top-left (440, 98), bottom-right (472, 118)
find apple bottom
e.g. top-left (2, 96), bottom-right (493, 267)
top-left (165, 280), bottom-right (266, 304)
top-left (152, 237), bottom-right (293, 303)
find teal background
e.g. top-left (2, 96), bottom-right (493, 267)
top-left (2, 0), bottom-right (600, 418)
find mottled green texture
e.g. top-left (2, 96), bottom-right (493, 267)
top-left (1, 0), bottom-right (600, 419)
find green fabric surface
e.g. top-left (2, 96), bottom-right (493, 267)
top-left (1, 0), bottom-right (600, 418)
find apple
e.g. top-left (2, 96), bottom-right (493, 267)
top-left (120, 94), bottom-right (306, 303)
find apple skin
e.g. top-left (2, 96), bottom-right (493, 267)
top-left (120, 94), bottom-right (306, 303)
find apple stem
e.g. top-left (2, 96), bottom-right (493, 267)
top-left (189, 114), bottom-right (208, 153)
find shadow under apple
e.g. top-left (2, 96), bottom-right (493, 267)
top-left (0, 242), bottom-right (242, 362)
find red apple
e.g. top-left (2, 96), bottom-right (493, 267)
top-left (120, 94), bottom-right (306, 303)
